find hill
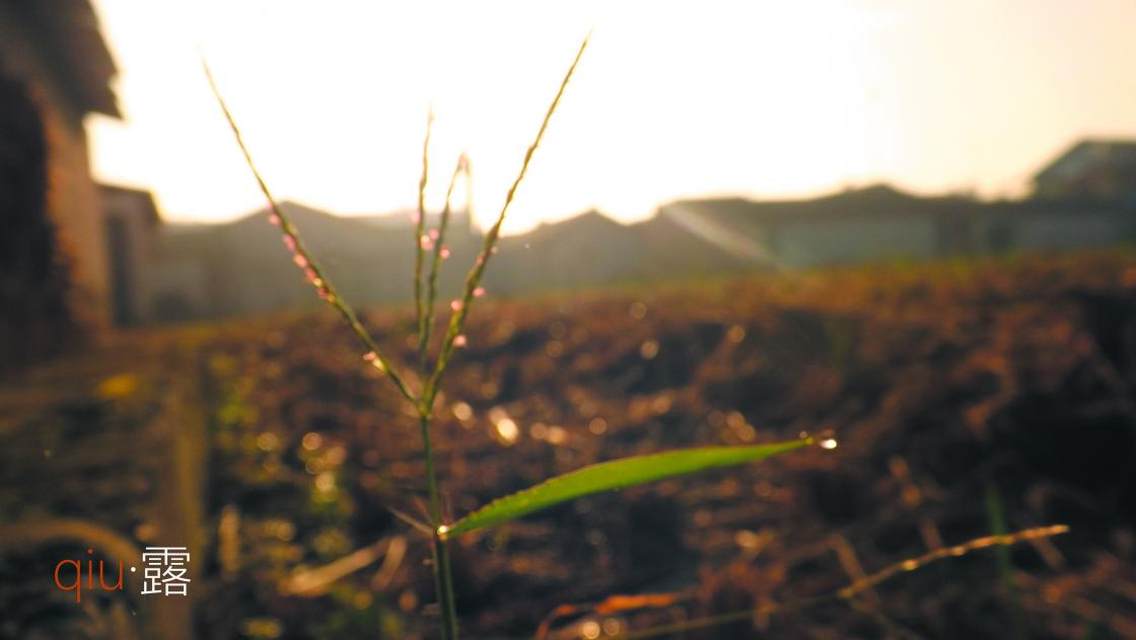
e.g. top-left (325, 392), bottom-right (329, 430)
top-left (146, 185), bottom-right (1136, 321)
top-left (151, 200), bottom-right (759, 320)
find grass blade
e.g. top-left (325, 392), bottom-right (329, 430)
top-left (441, 438), bottom-right (813, 538)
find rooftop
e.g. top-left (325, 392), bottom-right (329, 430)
top-left (11, 0), bottom-right (119, 117)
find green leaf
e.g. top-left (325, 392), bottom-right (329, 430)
top-left (442, 438), bottom-right (813, 537)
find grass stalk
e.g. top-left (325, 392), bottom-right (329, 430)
top-left (423, 34), bottom-right (589, 407)
top-left (435, 533), bottom-right (458, 639)
top-left (416, 36), bottom-right (588, 635)
top-left (203, 61), bottom-right (415, 404)
top-left (421, 156), bottom-right (470, 368)
top-left (414, 112), bottom-right (434, 366)
top-left (418, 409), bottom-right (458, 638)
top-left (411, 143), bottom-right (468, 640)
top-left (612, 524), bottom-right (1069, 639)
top-left (208, 33), bottom-right (588, 639)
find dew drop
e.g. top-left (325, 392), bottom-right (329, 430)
top-left (639, 339), bottom-right (659, 359)
top-left (315, 472), bottom-right (335, 492)
top-left (804, 428), bottom-right (838, 450)
top-left (546, 425), bottom-right (568, 445)
top-left (362, 352), bottom-right (385, 372)
top-left (451, 402), bottom-right (473, 421)
top-left (726, 324), bottom-right (746, 343)
top-left (302, 432), bottom-right (324, 451)
top-left (588, 417), bottom-right (608, 435)
top-left (530, 422), bottom-right (549, 440)
top-left (495, 417), bottom-right (519, 444)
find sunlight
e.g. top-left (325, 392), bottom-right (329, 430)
top-left (88, 0), bottom-right (1136, 232)
top-left (87, 1), bottom-right (890, 230)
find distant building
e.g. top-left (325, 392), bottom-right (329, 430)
top-left (1033, 139), bottom-right (1136, 204)
top-left (100, 184), bottom-right (162, 325)
top-left (662, 181), bottom-right (1136, 269)
top-left (661, 186), bottom-right (965, 268)
top-left (1, 0), bottom-right (122, 365)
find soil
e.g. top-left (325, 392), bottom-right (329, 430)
top-left (3, 250), bottom-right (1136, 639)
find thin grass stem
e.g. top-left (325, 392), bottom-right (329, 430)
top-left (417, 409), bottom-right (458, 638)
top-left (414, 112), bottom-right (434, 365)
top-left (421, 155), bottom-right (469, 371)
top-left (386, 506), bottom-right (433, 538)
top-left (423, 34), bottom-right (589, 407)
top-left (203, 61), bottom-right (415, 404)
top-left (611, 524), bottom-right (1070, 639)
top-left (434, 533), bottom-right (458, 639)
top-left (836, 524), bottom-right (1069, 600)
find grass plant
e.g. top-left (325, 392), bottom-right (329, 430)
top-left (205, 35), bottom-right (1072, 638)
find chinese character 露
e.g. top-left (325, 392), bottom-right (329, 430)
top-left (140, 546), bottom-right (190, 596)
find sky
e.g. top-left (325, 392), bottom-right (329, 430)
top-left (88, 0), bottom-right (1136, 234)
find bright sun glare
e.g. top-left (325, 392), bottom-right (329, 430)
top-left (89, 1), bottom-right (1136, 233)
